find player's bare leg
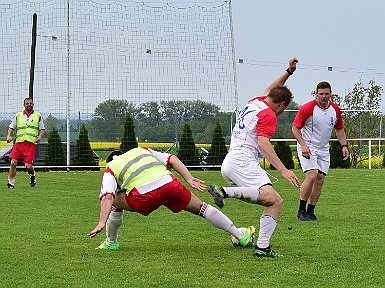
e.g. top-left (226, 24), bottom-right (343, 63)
top-left (297, 169), bottom-right (318, 220)
top-left (7, 159), bottom-right (17, 189)
top-left (26, 164), bottom-right (36, 187)
top-left (307, 173), bottom-right (325, 220)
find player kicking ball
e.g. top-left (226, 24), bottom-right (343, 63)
top-left (88, 147), bottom-right (255, 250)
top-left (208, 58), bottom-right (301, 257)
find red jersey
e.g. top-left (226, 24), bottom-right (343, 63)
top-left (230, 96), bottom-right (277, 162)
top-left (293, 99), bottom-right (343, 149)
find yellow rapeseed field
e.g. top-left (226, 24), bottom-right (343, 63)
top-left (1, 140), bottom-right (382, 168)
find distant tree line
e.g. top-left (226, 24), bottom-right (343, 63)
top-left (2, 79), bottom-right (383, 168)
top-left (4, 99), bottom-right (300, 144)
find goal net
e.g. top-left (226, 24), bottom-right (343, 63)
top-left (0, 0), bottom-right (236, 166)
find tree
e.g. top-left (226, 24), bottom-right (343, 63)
top-left (207, 122), bottom-right (227, 166)
top-left (139, 124), bottom-right (178, 143)
top-left (330, 140), bottom-right (351, 168)
top-left (275, 100), bottom-right (300, 138)
top-left (341, 79), bottom-right (383, 167)
top-left (116, 99), bottom-right (222, 142)
top-left (216, 111), bottom-right (233, 142)
top-left (44, 127), bottom-right (65, 166)
top-left (89, 99), bottom-right (136, 141)
top-left (383, 140), bottom-right (385, 167)
top-left (270, 141), bottom-right (294, 170)
top-left (161, 100), bottom-right (219, 125)
top-left (73, 124), bottom-right (95, 167)
top-left (136, 101), bottom-right (163, 127)
top-left (178, 124), bottom-right (199, 166)
top-left (44, 114), bottom-right (61, 138)
top-left (120, 113), bottom-right (138, 153)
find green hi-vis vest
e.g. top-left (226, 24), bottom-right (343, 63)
top-left (15, 112), bottom-right (41, 144)
top-left (106, 147), bottom-right (171, 193)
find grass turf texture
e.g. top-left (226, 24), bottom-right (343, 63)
top-left (1, 169), bottom-right (384, 287)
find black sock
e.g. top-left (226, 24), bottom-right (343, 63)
top-left (298, 200), bottom-right (307, 212)
top-left (256, 246), bottom-right (271, 251)
top-left (220, 187), bottom-right (228, 198)
top-left (307, 204), bottom-right (315, 214)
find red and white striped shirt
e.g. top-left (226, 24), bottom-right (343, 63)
top-left (293, 99), bottom-right (344, 150)
top-left (230, 96), bottom-right (277, 162)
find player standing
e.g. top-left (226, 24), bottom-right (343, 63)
top-left (292, 81), bottom-right (349, 221)
top-left (6, 98), bottom-right (45, 188)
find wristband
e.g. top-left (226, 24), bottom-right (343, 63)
top-left (286, 68), bottom-right (293, 75)
top-left (341, 144), bottom-right (348, 149)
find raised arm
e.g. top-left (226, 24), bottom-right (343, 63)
top-left (263, 57), bottom-right (298, 95)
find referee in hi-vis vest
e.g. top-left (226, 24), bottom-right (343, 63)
top-left (6, 97), bottom-right (45, 189)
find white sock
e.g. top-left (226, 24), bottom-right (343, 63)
top-left (256, 215), bottom-right (277, 249)
top-left (223, 187), bottom-right (260, 203)
top-left (8, 177), bottom-right (15, 185)
top-left (200, 203), bottom-right (243, 239)
top-left (106, 211), bottom-right (124, 244)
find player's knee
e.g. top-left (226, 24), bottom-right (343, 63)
top-left (275, 193), bottom-right (283, 208)
top-left (268, 192), bottom-right (283, 207)
top-left (316, 175), bottom-right (325, 185)
top-left (306, 170), bottom-right (318, 182)
top-left (259, 187), bottom-right (279, 206)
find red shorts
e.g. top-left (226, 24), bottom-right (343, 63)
top-left (9, 141), bottom-right (37, 165)
top-left (125, 176), bottom-right (192, 216)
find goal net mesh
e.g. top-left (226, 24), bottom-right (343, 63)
top-left (0, 1), bottom-right (235, 145)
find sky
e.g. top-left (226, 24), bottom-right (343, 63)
top-left (162, 0), bottom-right (385, 112)
top-left (0, 0), bottom-right (384, 114)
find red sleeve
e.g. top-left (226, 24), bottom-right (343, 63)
top-left (293, 100), bottom-right (316, 129)
top-left (256, 109), bottom-right (277, 139)
top-left (105, 167), bottom-right (115, 176)
top-left (166, 154), bottom-right (172, 166)
top-left (331, 102), bottom-right (344, 129)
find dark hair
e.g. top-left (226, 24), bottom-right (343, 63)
top-left (267, 86), bottom-right (293, 106)
top-left (316, 81), bottom-right (332, 92)
top-left (106, 150), bottom-right (123, 163)
top-left (24, 97), bottom-right (33, 104)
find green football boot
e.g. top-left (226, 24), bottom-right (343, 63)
top-left (208, 184), bottom-right (226, 208)
top-left (238, 226), bottom-right (256, 247)
top-left (96, 241), bottom-right (119, 250)
top-left (253, 246), bottom-right (283, 258)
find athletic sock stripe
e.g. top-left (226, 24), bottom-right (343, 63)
top-left (199, 202), bottom-right (208, 217)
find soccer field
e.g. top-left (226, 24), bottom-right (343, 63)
top-left (1, 169), bottom-right (384, 287)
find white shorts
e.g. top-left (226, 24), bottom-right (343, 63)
top-left (297, 145), bottom-right (330, 175)
top-left (221, 149), bottom-right (271, 189)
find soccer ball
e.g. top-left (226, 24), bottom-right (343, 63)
top-left (230, 227), bottom-right (255, 247)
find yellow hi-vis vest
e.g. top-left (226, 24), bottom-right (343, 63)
top-left (15, 112), bottom-right (41, 144)
top-left (106, 147), bottom-right (171, 193)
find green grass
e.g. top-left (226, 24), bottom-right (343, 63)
top-left (1, 169), bottom-right (384, 287)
